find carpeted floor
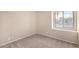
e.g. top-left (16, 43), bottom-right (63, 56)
top-left (0, 34), bottom-right (78, 48)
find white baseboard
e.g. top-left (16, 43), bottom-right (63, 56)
top-left (38, 33), bottom-right (77, 44)
top-left (0, 33), bottom-right (35, 47)
top-left (0, 33), bottom-right (77, 47)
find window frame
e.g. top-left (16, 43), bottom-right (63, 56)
top-left (53, 11), bottom-right (77, 31)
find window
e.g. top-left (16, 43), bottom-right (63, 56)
top-left (53, 11), bottom-right (76, 30)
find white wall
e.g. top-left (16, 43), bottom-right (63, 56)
top-left (37, 11), bottom-right (77, 44)
top-left (0, 11), bottom-right (36, 46)
top-left (77, 12), bottom-right (79, 45)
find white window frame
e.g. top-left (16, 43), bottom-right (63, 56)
top-left (52, 11), bottom-right (77, 31)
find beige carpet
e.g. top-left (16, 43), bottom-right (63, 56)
top-left (0, 34), bottom-right (78, 48)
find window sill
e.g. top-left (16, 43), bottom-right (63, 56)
top-left (52, 28), bottom-right (77, 33)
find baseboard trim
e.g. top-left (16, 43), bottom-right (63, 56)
top-left (0, 33), bottom-right (77, 47)
top-left (0, 33), bottom-right (35, 47)
top-left (37, 33), bottom-right (78, 45)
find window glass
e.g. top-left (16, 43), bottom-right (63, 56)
top-left (55, 11), bottom-right (63, 28)
top-left (54, 11), bottom-right (75, 30)
top-left (64, 11), bottom-right (73, 28)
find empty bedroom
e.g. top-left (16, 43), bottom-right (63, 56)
top-left (0, 11), bottom-right (79, 48)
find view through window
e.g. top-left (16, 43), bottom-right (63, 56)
top-left (53, 11), bottom-right (76, 30)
